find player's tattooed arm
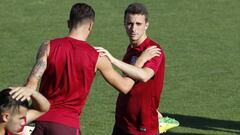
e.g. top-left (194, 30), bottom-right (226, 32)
top-left (33, 41), bottom-right (49, 79)
top-left (24, 41), bottom-right (50, 89)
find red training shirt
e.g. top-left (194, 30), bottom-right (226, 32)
top-left (115, 37), bottom-right (165, 134)
top-left (38, 37), bottom-right (99, 129)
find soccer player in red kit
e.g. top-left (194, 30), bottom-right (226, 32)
top-left (96, 3), bottom-right (165, 135)
top-left (10, 3), bottom-right (160, 135)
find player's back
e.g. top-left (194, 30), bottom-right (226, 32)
top-left (38, 36), bottom-right (99, 128)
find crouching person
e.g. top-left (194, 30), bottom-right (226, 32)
top-left (0, 87), bottom-right (50, 135)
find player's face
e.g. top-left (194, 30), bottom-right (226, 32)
top-left (124, 14), bottom-right (149, 44)
top-left (6, 106), bottom-right (27, 134)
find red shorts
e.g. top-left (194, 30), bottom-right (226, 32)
top-left (32, 121), bottom-right (80, 135)
top-left (112, 125), bottom-right (159, 135)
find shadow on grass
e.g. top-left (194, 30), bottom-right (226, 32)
top-left (163, 132), bottom-right (204, 135)
top-left (161, 113), bottom-right (240, 135)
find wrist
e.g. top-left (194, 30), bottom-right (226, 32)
top-left (31, 90), bottom-right (38, 97)
top-left (111, 57), bottom-right (118, 65)
top-left (24, 83), bottom-right (37, 90)
top-left (135, 57), bottom-right (146, 67)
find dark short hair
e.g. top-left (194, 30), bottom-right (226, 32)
top-left (68, 3), bottom-right (95, 29)
top-left (0, 89), bottom-right (29, 114)
top-left (124, 3), bottom-right (148, 22)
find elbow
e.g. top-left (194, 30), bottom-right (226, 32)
top-left (120, 87), bottom-right (131, 95)
top-left (139, 75), bottom-right (151, 83)
top-left (119, 85), bottom-right (132, 95)
top-left (135, 72), bottom-right (151, 83)
top-left (141, 78), bottom-right (149, 83)
top-left (46, 103), bottom-right (51, 111)
top-left (42, 102), bottom-right (51, 112)
top-left (122, 91), bottom-right (130, 95)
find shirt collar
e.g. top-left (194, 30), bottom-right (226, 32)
top-left (129, 37), bottom-right (151, 52)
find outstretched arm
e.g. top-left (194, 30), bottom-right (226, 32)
top-left (96, 56), bottom-right (135, 94)
top-left (96, 46), bottom-right (161, 82)
top-left (9, 41), bottom-right (50, 123)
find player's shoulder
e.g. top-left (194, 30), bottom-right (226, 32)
top-left (148, 38), bottom-right (159, 45)
top-left (81, 42), bottom-right (98, 53)
top-left (44, 37), bottom-right (65, 48)
top-left (50, 37), bottom-right (66, 44)
top-left (147, 38), bottom-right (165, 57)
top-left (148, 38), bottom-right (162, 48)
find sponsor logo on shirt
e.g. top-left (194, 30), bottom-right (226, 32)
top-left (140, 127), bottom-right (147, 132)
top-left (130, 56), bottom-right (137, 65)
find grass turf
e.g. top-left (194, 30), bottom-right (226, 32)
top-left (0, 0), bottom-right (239, 134)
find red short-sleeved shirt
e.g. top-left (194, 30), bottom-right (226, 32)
top-left (37, 37), bottom-right (99, 128)
top-left (115, 37), bottom-right (165, 134)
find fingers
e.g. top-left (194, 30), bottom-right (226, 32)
top-left (15, 91), bottom-right (26, 101)
top-left (11, 88), bottom-right (24, 100)
top-left (146, 46), bottom-right (157, 50)
top-left (9, 87), bottom-right (22, 97)
top-left (95, 47), bottom-right (110, 57)
top-left (147, 49), bottom-right (161, 57)
top-left (150, 49), bottom-right (161, 56)
top-left (152, 53), bottom-right (160, 57)
top-left (150, 48), bottom-right (161, 54)
top-left (94, 47), bottom-right (116, 64)
top-left (16, 92), bottom-right (29, 101)
top-left (9, 87), bottom-right (20, 95)
top-left (138, 45), bottom-right (162, 62)
top-left (145, 46), bottom-right (161, 55)
top-left (99, 52), bottom-right (108, 57)
top-left (94, 47), bottom-right (104, 50)
top-left (150, 52), bottom-right (160, 57)
top-left (9, 87), bottom-right (31, 101)
top-left (94, 47), bottom-right (107, 52)
top-left (97, 49), bottom-right (108, 57)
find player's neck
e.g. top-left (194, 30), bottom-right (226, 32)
top-left (0, 125), bottom-right (6, 135)
top-left (130, 34), bottom-right (147, 48)
top-left (68, 28), bottom-right (89, 41)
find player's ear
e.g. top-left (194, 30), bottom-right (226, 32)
top-left (1, 112), bottom-right (10, 122)
top-left (145, 22), bottom-right (149, 30)
top-left (89, 21), bottom-right (94, 31)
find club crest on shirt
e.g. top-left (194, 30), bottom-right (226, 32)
top-left (130, 56), bottom-right (137, 65)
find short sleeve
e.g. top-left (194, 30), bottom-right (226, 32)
top-left (143, 51), bottom-right (163, 73)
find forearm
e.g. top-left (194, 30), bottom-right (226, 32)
top-left (31, 91), bottom-right (50, 112)
top-left (97, 56), bottom-right (135, 94)
top-left (24, 64), bottom-right (45, 90)
top-left (24, 76), bottom-right (39, 90)
top-left (112, 58), bottom-right (150, 82)
top-left (134, 56), bottom-right (146, 68)
top-left (100, 69), bottom-right (135, 94)
top-left (24, 41), bottom-right (49, 89)
top-left (25, 91), bottom-right (50, 124)
top-left (114, 77), bottom-right (134, 94)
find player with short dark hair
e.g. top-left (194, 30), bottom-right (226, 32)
top-left (68, 3), bottom-right (95, 30)
top-left (0, 88), bottom-right (50, 135)
top-left (96, 3), bottom-right (165, 135)
top-left (124, 2), bottom-right (148, 22)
